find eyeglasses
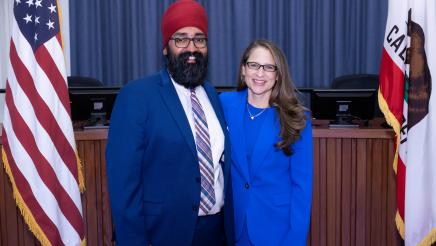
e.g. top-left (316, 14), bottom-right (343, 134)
top-left (245, 61), bottom-right (277, 72)
top-left (169, 37), bottom-right (208, 48)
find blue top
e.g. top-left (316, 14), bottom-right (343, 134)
top-left (244, 103), bottom-right (273, 177)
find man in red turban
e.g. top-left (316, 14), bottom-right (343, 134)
top-left (106, 1), bottom-right (234, 245)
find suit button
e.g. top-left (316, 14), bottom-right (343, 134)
top-left (195, 177), bottom-right (201, 183)
top-left (192, 204), bottom-right (198, 211)
top-left (245, 183), bottom-right (250, 189)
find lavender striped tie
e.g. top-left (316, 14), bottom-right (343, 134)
top-left (190, 89), bottom-right (216, 214)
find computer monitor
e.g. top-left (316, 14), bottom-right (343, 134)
top-left (69, 86), bottom-right (120, 128)
top-left (310, 88), bottom-right (377, 126)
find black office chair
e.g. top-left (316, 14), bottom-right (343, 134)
top-left (332, 74), bottom-right (379, 89)
top-left (67, 76), bottom-right (103, 87)
top-left (331, 73), bottom-right (383, 118)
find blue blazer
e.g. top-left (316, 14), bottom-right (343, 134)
top-left (106, 70), bottom-right (234, 246)
top-left (220, 90), bottom-right (313, 246)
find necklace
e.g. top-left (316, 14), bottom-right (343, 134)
top-left (246, 103), bottom-right (267, 120)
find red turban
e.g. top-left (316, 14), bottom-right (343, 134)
top-left (161, 0), bottom-right (208, 47)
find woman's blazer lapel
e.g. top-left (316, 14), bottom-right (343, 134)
top-left (227, 91), bottom-right (250, 181)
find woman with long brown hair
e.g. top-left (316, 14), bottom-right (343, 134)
top-left (220, 39), bottom-right (313, 245)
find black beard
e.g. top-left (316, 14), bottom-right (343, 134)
top-left (166, 50), bottom-right (208, 89)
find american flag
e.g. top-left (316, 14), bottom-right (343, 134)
top-left (2, 0), bottom-right (85, 245)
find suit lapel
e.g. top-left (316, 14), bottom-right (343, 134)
top-left (203, 83), bottom-right (226, 132)
top-left (203, 84), bottom-right (233, 189)
top-left (158, 71), bottom-right (197, 159)
top-left (250, 108), bottom-right (280, 178)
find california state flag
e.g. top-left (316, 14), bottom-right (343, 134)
top-left (379, 0), bottom-right (436, 245)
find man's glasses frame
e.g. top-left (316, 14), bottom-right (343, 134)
top-left (169, 37), bottom-right (208, 48)
top-left (245, 61), bottom-right (278, 72)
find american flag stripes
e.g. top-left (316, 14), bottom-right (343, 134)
top-left (2, 0), bottom-right (85, 245)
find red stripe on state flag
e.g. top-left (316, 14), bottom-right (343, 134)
top-left (9, 41), bottom-right (79, 184)
top-left (379, 35), bottom-right (406, 240)
top-left (2, 130), bottom-right (63, 245)
top-left (4, 82), bottom-right (84, 237)
top-left (379, 48), bottom-right (405, 125)
top-left (397, 157), bottom-right (406, 222)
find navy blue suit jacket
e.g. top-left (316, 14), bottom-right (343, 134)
top-left (220, 90), bottom-right (313, 246)
top-left (106, 70), bottom-right (234, 246)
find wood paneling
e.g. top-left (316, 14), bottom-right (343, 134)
top-left (77, 139), bottom-right (113, 246)
top-left (310, 128), bottom-right (403, 246)
top-left (0, 128), bottom-right (403, 245)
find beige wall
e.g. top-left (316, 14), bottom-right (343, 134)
top-left (0, 0), bottom-right (12, 89)
top-left (0, 0), bottom-right (12, 125)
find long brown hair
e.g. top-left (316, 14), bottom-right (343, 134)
top-left (237, 39), bottom-right (307, 156)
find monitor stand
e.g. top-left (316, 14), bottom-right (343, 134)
top-left (328, 101), bottom-right (360, 128)
top-left (83, 112), bottom-right (109, 129)
top-left (83, 98), bottom-right (110, 129)
top-left (328, 115), bottom-right (359, 128)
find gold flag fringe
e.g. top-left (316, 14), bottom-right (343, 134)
top-left (2, 147), bottom-right (51, 246)
top-left (76, 151), bottom-right (85, 192)
top-left (395, 211), bottom-right (405, 239)
top-left (378, 89), bottom-right (404, 240)
top-left (417, 228), bottom-right (436, 246)
top-left (56, 0), bottom-right (64, 51)
top-left (378, 90), bottom-right (401, 173)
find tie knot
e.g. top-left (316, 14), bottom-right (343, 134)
top-left (190, 88), bottom-right (197, 96)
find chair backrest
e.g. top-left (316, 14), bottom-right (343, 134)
top-left (67, 76), bottom-right (103, 87)
top-left (332, 74), bottom-right (379, 89)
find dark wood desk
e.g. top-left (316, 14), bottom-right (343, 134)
top-left (0, 127), bottom-right (402, 246)
top-left (310, 127), bottom-right (402, 246)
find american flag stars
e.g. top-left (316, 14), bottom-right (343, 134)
top-left (35, 0), bottom-right (42, 8)
top-left (46, 19), bottom-right (54, 29)
top-left (14, 0), bottom-right (59, 50)
top-left (25, 0), bottom-right (33, 7)
top-left (23, 13), bottom-right (32, 23)
top-left (48, 3), bottom-right (56, 13)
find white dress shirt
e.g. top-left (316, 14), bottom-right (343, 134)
top-left (171, 78), bottom-right (225, 216)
